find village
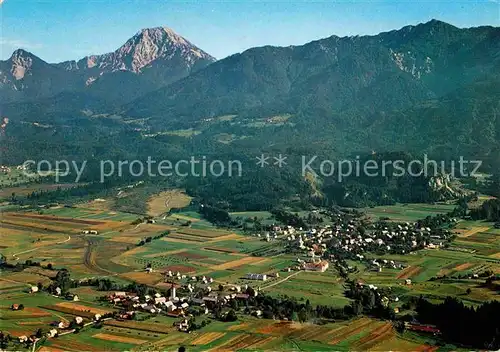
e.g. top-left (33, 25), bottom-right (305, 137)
top-left (1, 196), bottom-right (495, 351)
top-left (249, 209), bottom-right (456, 276)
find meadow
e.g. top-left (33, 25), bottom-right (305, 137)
top-left (0, 199), bottom-right (498, 351)
top-left (363, 202), bottom-right (456, 222)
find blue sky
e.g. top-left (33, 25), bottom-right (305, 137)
top-left (1, 0), bottom-right (498, 62)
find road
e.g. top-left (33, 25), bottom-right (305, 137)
top-left (260, 271), bottom-right (301, 290)
top-left (82, 237), bottom-right (115, 275)
top-left (12, 235), bottom-right (71, 258)
top-left (0, 277), bottom-right (32, 287)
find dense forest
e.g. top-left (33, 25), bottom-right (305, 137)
top-left (416, 297), bottom-right (500, 350)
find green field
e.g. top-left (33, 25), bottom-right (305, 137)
top-left (363, 203), bottom-right (456, 222)
top-left (1, 201), bottom-right (498, 351)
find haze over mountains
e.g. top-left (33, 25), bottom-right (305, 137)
top-left (1, 20), bottom-right (499, 165)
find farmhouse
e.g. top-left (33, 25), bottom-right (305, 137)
top-left (57, 321), bottom-right (69, 329)
top-left (303, 260), bottom-right (329, 272)
top-left (67, 294), bottom-right (79, 301)
top-left (118, 312), bottom-right (134, 320)
top-left (46, 329), bottom-right (58, 338)
top-left (167, 310), bottom-right (184, 318)
top-left (245, 273), bottom-right (267, 281)
top-left (154, 296), bottom-right (167, 305)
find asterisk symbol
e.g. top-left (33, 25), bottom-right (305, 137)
top-left (273, 154), bottom-right (287, 168)
top-left (256, 154), bottom-right (269, 168)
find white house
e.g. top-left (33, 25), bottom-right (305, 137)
top-left (155, 297), bottom-right (167, 305)
top-left (245, 273), bottom-right (267, 281)
top-left (47, 329), bottom-right (58, 338)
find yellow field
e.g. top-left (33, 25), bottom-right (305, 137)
top-left (118, 223), bottom-right (177, 237)
top-left (207, 334), bottom-right (276, 351)
top-left (210, 256), bottom-right (269, 270)
top-left (328, 318), bottom-right (376, 345)
top-left (75, 198), bottom-right (114, 211)
top-left (120, 271), bottom-right (163, 285)
top-left (455, 226), bottom-right (490, 237)
top-left (39, 347), bottom-right (66, 352)
top-left (210, 234), bottom-right (246, 242)
top-left (108, 236), bottom-right (143, 244)
top-left (489, 252), bottom-right (500, 259)
top-left (93, 333), bottom-right (147, 345)
top-left (227, 323), bottom-right (249, 331)
top-left (55, 302), bottom-right (112, 315)
top-left (191, 332), bottom-right (226, 345)
top-left (1, 212), bottom-right (129, 234)
top-left (147, 190), bottom-right (192, 216)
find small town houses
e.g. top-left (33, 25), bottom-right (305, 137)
top-left (266, 211), bottom-right (454, 271)
top-left (104, 275), bottom-right (258, 332)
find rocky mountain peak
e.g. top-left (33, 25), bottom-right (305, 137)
top-left (9, 49), bottom-right (38, 80)
top-left (1, 26), bottom-right (216, 103)
top-left (113, 26), bottom-right (215, 73)
top-left (67, 26), bottom-right (216, 74)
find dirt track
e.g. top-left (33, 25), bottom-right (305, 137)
top-left (83, 237), bottom-right (114, 275)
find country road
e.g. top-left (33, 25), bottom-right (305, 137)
top-left (260, 271), bottom-right (301, 290)
top-left (12, 235), bottom-right (71, 258)
top-left (82, 237), bottom-right (115, 275)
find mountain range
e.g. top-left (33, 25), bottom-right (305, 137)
top-left (1, 20), bottom-right (499, 167)
top-left (0, 27), bottom-right (215, 105)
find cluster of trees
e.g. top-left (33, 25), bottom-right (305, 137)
top-left (0, 331), bottom-right (14, 350)
top-left (270, 208), bottom-right (307, 229)
top-left (47, 269), bottom-right (72, 295)
top-left (199, 204), bottom-right (232, 225)
top-left (470, 198), bottom-right (500, 222)
top-left (131, 215), bottom-right (155, 225)
top-left (184, 317), bottom-right (212, 332)
top-left (43, 268), bottom-right (158, 299)
top-left (136, 231), bottom-right (170, 246)
top-left (416, 297), bottom-right (500, 350)
top-left (21, 181), bottom-right (118, 205)
top-left (343, 281), bottom-right (395, 319)
top-left (0, 256), bottom-right (54, 272)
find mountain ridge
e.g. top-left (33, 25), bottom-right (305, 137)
top-left (0, 26), bottom-right (216, 104)
top-left (124, 20), bottom-right (499, 127)
top-left (2, 20), bottom-right (499, 168)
